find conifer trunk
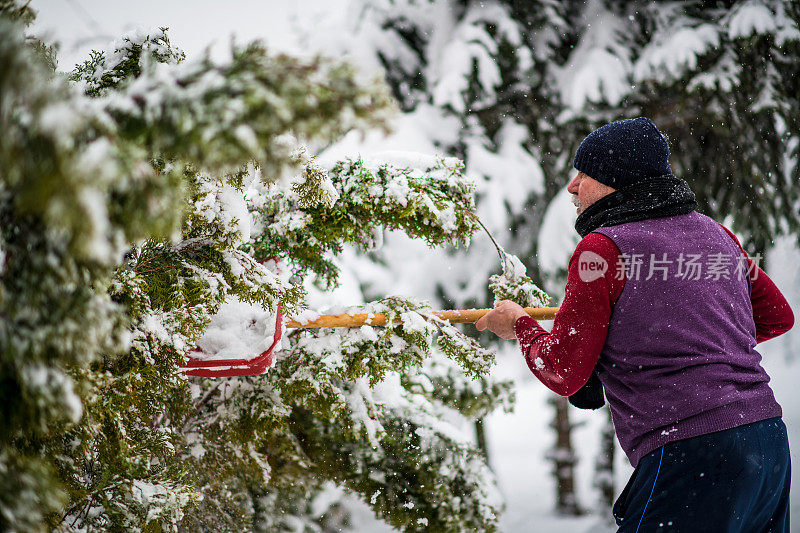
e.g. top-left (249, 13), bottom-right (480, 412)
top-left (546, 396), bottom-right (581, 515)
top-left (475, 417), bottom-right (491, 468)
top-left (594, 407), bottom-right (616, 511)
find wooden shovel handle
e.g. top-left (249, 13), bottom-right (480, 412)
top-left (286, 307), bottom-right (559, 329)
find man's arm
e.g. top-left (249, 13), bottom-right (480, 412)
top-left (482, 224), bottom-right (793, 397)
top-left (717, 224), bottom-right (794, 342)
top-left (513, 233), bottom-right (624, 396)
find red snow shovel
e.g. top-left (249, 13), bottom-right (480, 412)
top-left (181, 306), bottom-right (558, 377)
top-left (181, 222), bottom-right (559, 377)
top-left (182, 305), bottom-right (284, 377)
top-left (181, 257), bottom-right (286, 378)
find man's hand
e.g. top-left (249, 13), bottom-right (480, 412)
top-left (475, 300), bottom-right (529, 340)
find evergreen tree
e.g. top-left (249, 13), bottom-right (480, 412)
top-left (1, 5), bottom-right (548, 531)
top-left (545, 396), bottom-right (582, 515)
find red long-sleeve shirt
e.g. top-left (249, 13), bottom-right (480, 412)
top-left (515, 224), bottom-right (795, 397)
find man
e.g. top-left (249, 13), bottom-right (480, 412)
top-left (476, 117), bottom-right (794, 532)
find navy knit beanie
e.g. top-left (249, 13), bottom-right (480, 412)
top-left (573, 117), bottom-right (672, 189)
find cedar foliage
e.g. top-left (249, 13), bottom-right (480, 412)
top-left (0, 6), bottom-right (550, 531)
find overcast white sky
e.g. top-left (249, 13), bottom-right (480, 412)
top-left (30, 0), bottom-right (345, 70)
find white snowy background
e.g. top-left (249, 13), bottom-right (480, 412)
top-left (31, 1), bottom-right (800, 531)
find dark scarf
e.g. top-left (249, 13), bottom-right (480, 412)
top-left (569, 175), bottom-right (698, 409)
top-left (575, 175), bottom-right (698, 238)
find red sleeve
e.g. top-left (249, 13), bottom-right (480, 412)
top-left (514, 233), bottom-right (625, 396)
top-left (717, 224), bottom-right (794, 343)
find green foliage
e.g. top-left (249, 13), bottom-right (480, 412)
top-left (290, 147), bottom-right (340, 209)
top-left (0, 14), bottom-right (188, 531)
top-left (0, 0), bottom-right (55, 68)
top-left (250, 156), bottom-right (479, 287)
top-left (288, 408), bottom-right (501, 533)
top-left (401, 357), bottom-right (515, 419)
top-left (0, 450), bottom-right (66, 532)
top-left (71, 36), bottom-right (397, 179)
top-left (0, 0), bottom-right (35, 24)
top-left (287, 297), bottom-right (495, 395)
top-left (489, 250), bottom-right (551, 308)
top-left (1, 11), bottom-right (532, 533)
top-left (70, 27), bottom-right (185, 96)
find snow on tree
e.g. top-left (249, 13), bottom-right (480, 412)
top-left (0, 5), bottom-right (549, 531)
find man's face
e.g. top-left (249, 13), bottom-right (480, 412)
top-left (567, 171), bottom-right (616, 214)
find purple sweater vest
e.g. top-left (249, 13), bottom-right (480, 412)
top-left (593, 212), bottom-right (781, 466)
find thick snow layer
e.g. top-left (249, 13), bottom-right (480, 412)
top-left (318, 103), bottom-right (460, 168)
top-left (432, 5), bottom-right (501, 113)
top-left (194, 182), bottom-right (252, 244)
top-left (193, 297), bottom-right (280, 361)
top-left (634, 24), bottom-right (720, 82)
top-left (727, 2), bottom-right (778, 39)
top-left (363, 150), bottom-right (461, 174)
top-left (552, 0), bottom-right (631, 110)
top-left (469, 120), bottom-right (545, 227)
top-left (559, 48), bottom-right (629, 111)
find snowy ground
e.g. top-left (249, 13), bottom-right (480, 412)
top-left (486, 365), bottom-right (621, 533)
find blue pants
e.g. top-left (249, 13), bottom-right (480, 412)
top-left (614, 417), bottom-right (791, 532)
